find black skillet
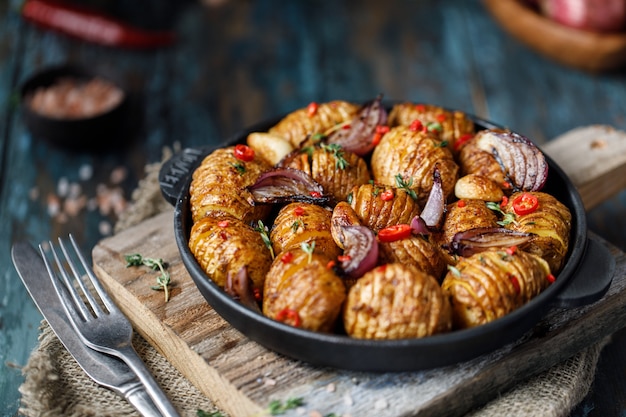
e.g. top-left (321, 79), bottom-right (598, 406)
top-left (158, 112), bottom-right (615, 372)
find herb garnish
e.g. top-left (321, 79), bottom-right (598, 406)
top-left (125, 254), bottom-right (171, 302)
top-left (301, 241), bottom-right (315, 263)
top-left (196, 409), bottom-right (225, 417)
top-left (486, 201), bottom-right (517, 226)
top-left (229, 161), bottom-right (246, 175)
top-left (255, 220), bottom-right (275, 259)
top-left (394, 174), bottom-right (418, 201)
top-left (320, 143), bottom-right (349, 169)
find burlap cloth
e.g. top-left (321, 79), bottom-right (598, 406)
top-left (18, 154), bottom-right (612, 417)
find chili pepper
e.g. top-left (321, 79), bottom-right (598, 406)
top-left (512, 192), bottom-right (539, 215)
top-left (275, 308), bottom-right (301, 327)
top-left (509, 275), bottom-right (521, 294)
top-left (293, 206), bottom-right (305, 216)
top-left (307, 102), bottom-right (318, 117)
top-left (547, 273), bottom-right (556, 284)
top-left (457, 200), bottom-right (466, 208)
top-left (234, 144), bottom-right (255, 162)
top-left (380, 189), bottom-right (394, 201)
top-left (377, 224), bottom-right (412, 242)
top-left (409, 119), bottom-right (424, 132)
top-left (280, 252), bottom-right (294, 264)
top-left (21, 0), bottom-right (176, 49)
top-left (453, 133), bottom-right (474, 151)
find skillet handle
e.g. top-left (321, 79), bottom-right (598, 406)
top-left (158, 146), bottom-right (215, 206)
top-left (552, 238), bottom-right (615, 308)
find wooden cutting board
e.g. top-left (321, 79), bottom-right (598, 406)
top-left (92, 125), bottom-right (626, 417)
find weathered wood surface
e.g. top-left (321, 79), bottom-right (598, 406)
top-left (92, 211), bottom-right (625, 417)
top-left (2, 1), bottom-right (626, 415)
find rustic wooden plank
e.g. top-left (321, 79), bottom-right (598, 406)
top-left (92, 209), bottom-right (625, 417)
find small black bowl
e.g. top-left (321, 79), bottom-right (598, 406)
top-left (20, 64), bottom-right (131, 151)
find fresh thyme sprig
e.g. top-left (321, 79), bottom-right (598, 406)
top-left (320, 143), bottom-right (349, 169)
top-left (255, 220), bottom-right (275, 259)
top-left (125, 254), bottom-right (171, 302)
top-left (301, 241), bottom-right (315, 264)
top-left (485, 201), bottom-right (517, 226)
top-left (394, 174), bottom-right (418, 201)
top-left (266, 397), bottom-right (305, 415)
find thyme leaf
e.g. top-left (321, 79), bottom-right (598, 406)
top-left (254, 220), bottom-right (275, 259)
top-left (394, 174), bottom-right (418, 201)
top-left (320, 143), bottom-right (349, 170)
top-left (267, 397), bottom-right (305, 415)
top-left (125, 254), bottom-right (171, 302)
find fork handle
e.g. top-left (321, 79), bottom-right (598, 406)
top-left (116, 345), bottom-right (181, 417)
top-left (124, 382), bottom-right (164, 417)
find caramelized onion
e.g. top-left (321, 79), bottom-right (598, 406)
top-left (338, 225), bottom-right (379, 279)
top-left (447, 227), bottom-right (534, 257)
top-left (326, 94), bottom-right (388, 156)
top-left (225, 267), bottom-right (261, 313)
top-left (475, 130), bottom-right (548, 191)
top-left (410, 167), bottom-right (445, 235)
top-left (247, 167), bottom-right (331, 205)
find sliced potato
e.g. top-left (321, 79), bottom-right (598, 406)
top-left (247, 132), bottom-right (294, 166)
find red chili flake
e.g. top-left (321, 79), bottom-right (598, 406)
top-left (500, 195), bottom-right (509, 209)
top-left (409, 120), bottom-right (424, 132)
top-left (377, 264), bottom-right (387, 272)
top-left (457, 200), bottom-right (466, 208)
top-left (307, 102), bottom-right (319, 117)
top-left (510, 275), bottom-right (521, 294)
top-left (219, 231), bottom-right (228, 240)
top-left (326, 260), bottom-right (336, 269)
top-left (280, 252), bottom-right (294, 264)
top-left (415, 104), bottom-right (426, 112)
top-left (309, 191), bottom-right (322, 198)
top-left (253, 288), bottom-right (262, 302)
top-left (503, 181), bottom-right (512, 189)
top-left (342, 124), bottom-right (351, 130)
top-left (234, 144), bottom-right (255, 161)
top-left (376, 125), bottom-right (390, 134)
top-left (436, 113), bottom-right (447, 122)
top-left (506, 245), bottom-right (517, 256)
top-left (547, 273), bottom-right (556, 284)
top-left (338, 255), bottom-right (352, 262)
top-left (218, 220), bottom-right (230, 228)
top-left (275, 308), bottom-right (301, 327)
top-left (453, 133), bottom-right (474, 151)
top-left (380, 189), bottom-right (394, 201)
top-left (294, 206), bottom-right (305, 216)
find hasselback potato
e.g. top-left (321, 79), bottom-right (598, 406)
top-left (348, 182), bottom-right (422, 232)
top-left (189, 146), bottom-right (272, 224)
top-left (282, 144), bottom-right (371, 202)
top-left (378, 236), bottom-right (446, 281)
top-left (188, 215), bottom-right (273, 291)
top-left (343, 263), bottom-right (452, 339)
top-left (503, 191), bottom-right (572, 273)
top-left (432, 199), bottom-right (499, 264)
top-left (388, 102), bottom-right (475, 150)
top-left (270, 202), bottom-right (341, 259)
top-left (441, 248), bottom-right (552, 329)
top-left (370, 125), bottom-right (459, 205)
top-left (263, 248), bottom-right (346, 332)
top-left (269, 100), bottom-right (358, 148)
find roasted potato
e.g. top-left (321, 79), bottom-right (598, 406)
top-left (503, 191), bottom-right (571, 273)
top-left (388, 103), bottom-right (475, 150)
top-left (270, 202), bottom-right (341, 259)
top-left (263, 248), bottom-right (346, 332)
top-left (370, 125), bottom-right (459, 205)
top-left (378, 235), bottom-right (446, 281)
top-left (269, 100), bottom-right (359, 148)
top-left (283, 144), bottom-right (371, 202)
top-left (343, 263), bottom-right (452, 339)
top-left (441, 248), bottom-right (552, 329)
top-left (432, 199), bottom-right (500, 265)
top-left (454, 174), bottom-right (504, 202)
top-left (189, 215), bottom-right (273, 291)
top-left (348, 182), bottom-right (421, 232)
top-left (189, 146), bottom-right (272, 224)
top-left (246, 132), bottom-right (294, 166)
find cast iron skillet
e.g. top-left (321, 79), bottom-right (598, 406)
top-left (159, 112), bottom-right (615, 371)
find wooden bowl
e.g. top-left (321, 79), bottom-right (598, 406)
top-left (483, 0), bottom-right (626, 72)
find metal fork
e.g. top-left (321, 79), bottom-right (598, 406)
top-left (40, 235), bottom-right (181, 417)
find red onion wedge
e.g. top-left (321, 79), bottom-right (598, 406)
top-left (447, 227), bottom-right (534, 258)
top-left (337, 225), bottom-right (379, 279)
top-left (246, 167), bottom-right (331, 205)
top-left (410, 167), bottom-right (445, 235)
top-left (225, 266), bottom-right (261, 313)
top-left (326, 94), bottom-right (388, 156)
top-left (475, 130), bottom-right (548, 191)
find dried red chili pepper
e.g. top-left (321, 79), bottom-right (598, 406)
top-left (21, 0), bottom-right (176, 49)
top-left (275, 308), bottom-right (301, 327)
top-left (234, 144), bottom-right (255, 162)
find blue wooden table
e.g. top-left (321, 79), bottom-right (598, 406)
top-left (1, 0), bottom-right (625, 415)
